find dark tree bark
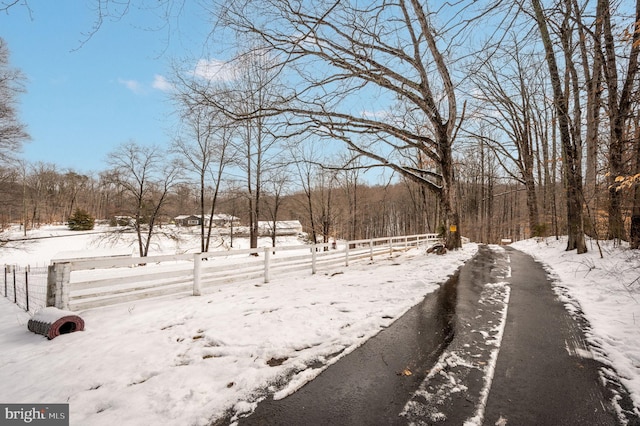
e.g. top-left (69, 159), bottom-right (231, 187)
top-left (600, 0), bottom-right (640, 241)
top-left (573, 0), bottom-right (603, 221)
top-left (531, 0), bottom-right (587, 253)
top-left (631, 116), bottom-right (640, 249)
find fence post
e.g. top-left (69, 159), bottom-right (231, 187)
top-left (311, 244), bottom-right (317, 274)
top-left (193, 253), bottom-right (202, 296)
top-left (4, 265), bottom-right (7, 297)
top-left (46, 265), bottom-right (56, 307)
top-left (345, 243), bottom-right (350, 267)
top-left (60, 263), bottom-right (71, 310)
top-left (25, 265), bottom-right (29, 312)
top-left (49, 263), bottom-right (71, 310)
top-left (264, 248), bottom-right (271, 283)
top-left (12, 265), bottom-right (16, 303)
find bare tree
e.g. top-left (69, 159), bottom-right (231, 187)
top-left (58, 171), bottom-right (90, 221)
top-left (179, 42), bottom-right (288, 251)
top-left (572, 0), bottom-right (604, 219)
top-left (337, 156), bottom-right (363, 241)
top-left (173, 97), bottom-right (234, 252)
top-left (214, 0), bottom-right (464, 249)
top-left (106, 141), bottom-right (181, 257)
top-left (457, 130), bottom-right (501, 243)
top-left (598, 0), bottom-right (640, 241)
top-left (290, 140), bottom-right (324, 244)
top-left (0, 165), bottom-right (20, 230)
top-left (262, 168), bottom-right (291, 248)
top-left (468, 38), bottom-right (543, 237)
top-left (24, 162), bottom-right (59, 227)
top-left (531, 0), bottom-right (587, 253)
top-left (317, 168), bottom-right (337, 248)
top-left (632, 113), bottom-right (640, 248)
top-left (0, 37), bottom-right (29, 165)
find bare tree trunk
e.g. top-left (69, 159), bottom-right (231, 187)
top-left (531, 0), bottom-right (587, 253)
top-left (200, 172), bottom-right (206, 252)
top-left (551, 111), bottom-right (560, 239)
top-left (631, 117), bottom-right (640, 249)
top-left (438, 129), bottom-right (461, 249)
top-left (601, 0), bottom-right (640, 241)
top-left (575, 0), bottom-right (603, 224)
top-left (602, 0), bottom-right (623, 241)
top-left (420, 0), bottom-right (461, 249)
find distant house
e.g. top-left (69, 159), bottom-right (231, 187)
top-left (258, 220), bottom-right (304, 236)
top-left (210, 214), bottom-right (240, 227)
top-left (174, 214), bottom-right (240, 227)
top-left (174, 215), bottom-right (201, 227)
top-left (112, 216), bottom-right (135, 227)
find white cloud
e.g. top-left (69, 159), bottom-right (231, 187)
top-left (192, 58), bottom-right (238, 82)
top-left (117, 78), bottom-right (144, 94)
top-left (152, 74), bottom-right (174, 92)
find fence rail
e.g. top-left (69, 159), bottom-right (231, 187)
top-left (4, 233), bottom-right (440, 312)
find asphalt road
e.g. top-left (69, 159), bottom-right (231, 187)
top-left (236, 273), bottom-right (460, 425)
top-left (483, 247), bottom-right (633, 426)
top-left (227, 245), bottom-right (638, 425)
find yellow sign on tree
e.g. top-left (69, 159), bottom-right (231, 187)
top-left (449, 225), bottom-right (457, 233)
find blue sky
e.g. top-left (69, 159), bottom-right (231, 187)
top-left (1, 1), bottom-right (210, 174)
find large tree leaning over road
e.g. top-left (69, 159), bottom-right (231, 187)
top-left (215, 0), bottom-right (463, 249)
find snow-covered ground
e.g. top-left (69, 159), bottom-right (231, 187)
top-left (0, 224), bottom-right (288, 266)
top-left (0, 227), bottom-right (638, 425)
top-left (0, 225), bottom-right (476, 425)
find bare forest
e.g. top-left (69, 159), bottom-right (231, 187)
top-left (1, 0), bottom-right (639, 253)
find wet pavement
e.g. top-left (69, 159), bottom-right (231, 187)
top-left (230, 245), bottom-right (638, 425)
top-left (483, 248), bottom-right (637, 426)
top-left (237, 273), bottom-right (459, 425)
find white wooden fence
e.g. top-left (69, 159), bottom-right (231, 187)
top-left (46, 234), bottom-right (440, 311)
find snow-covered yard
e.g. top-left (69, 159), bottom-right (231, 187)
top-left (0, 226), bottom-right (475, 425)
top-left (0, 227), bottom-right (638, 425)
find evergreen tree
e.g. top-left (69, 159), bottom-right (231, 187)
top-left (68, 209), bottom-right (95, 231)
